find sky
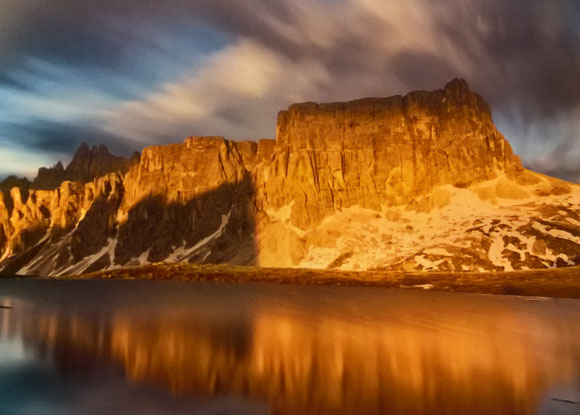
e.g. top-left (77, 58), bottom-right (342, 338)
top-left (0, 0), bottom-right (579, 180)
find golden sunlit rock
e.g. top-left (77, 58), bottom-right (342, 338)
top-left (1, 80), bottom-right (580, 275)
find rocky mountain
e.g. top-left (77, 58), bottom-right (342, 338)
top-left (0, 176), bottom-right (31, 197)
top-left (1, 79), bottom-right (580, 276)
top-left (33, 143), bottom-right (135, 190)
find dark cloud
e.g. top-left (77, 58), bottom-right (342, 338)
top-left (3, 0), bottom-right (578, 108)
top-left (0, 72), bottom-right (34, 92)
top-left (1, 0), bottom-right (289, 65)
top-left (390, 52), bottom-right (460, 93)
top-left (4, 0), bottom-right (577, 105)
top-left (1, 0), bottom-right (229, 79)
top-left (1, 120), bottom-right (138, 158)
top-left (434, 0), bottom-right (580, 118)
top-left (2, 3), bottom-right (123, 71)
top-left (536, 166), bottom-right (580, 183)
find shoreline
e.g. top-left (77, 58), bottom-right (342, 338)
top-left (4, 263), bottom-right (580, 299)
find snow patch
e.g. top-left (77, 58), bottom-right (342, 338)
top-left (16, 232), bottom-right (53, 274)
top-left (413, 284), bottom-right (435, 290)
top-left (423, 248), bottom-right (453, 257)
top-left (565, 217), bottom-right (580, 227)
top-left (415, 255), bottom-right (445, 271)
top-left (284, 177), bottom-right (580, 271)
top-left (487, 232), bottom-right (513, 271)
top-left (59, 237), bottom-right (118, 276)
top-left (265, 202), bottom-right (307, 238)
top-left (165, 209), bottom-right (232, 262)
top-left (299, 247), bottom-right (342, 269)
top-left (136, 248), bottom-right (151, 266)
top-left (533, 222), bottom-right (580, 244)
top-left (547, 229), bottom-right (580, 244)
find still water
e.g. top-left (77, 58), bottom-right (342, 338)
top-left (1, 280), bottom-right (579, 415)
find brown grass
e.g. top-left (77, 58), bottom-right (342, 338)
top-left (42, 263), bottom-right (580, 299)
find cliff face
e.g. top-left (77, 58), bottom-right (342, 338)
top-left (2, 79), bottom-right (580, 275)
top-left (114, 137), bottom-right (258, 266)
top-left (258, 79), bottom-right (521, 230)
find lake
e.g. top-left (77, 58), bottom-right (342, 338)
top-left (1, 279), bottom-right (580, 414)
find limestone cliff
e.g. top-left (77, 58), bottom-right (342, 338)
top-left (259, 79), bottom-right (521, 229)
top-left (114, 136), bottom-right (257, 266)
top-left (1, 79), bottom-right (580, 276)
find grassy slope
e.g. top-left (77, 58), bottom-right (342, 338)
top-left (3, 263), bottom-right (579, 298)
top-left (42, 263), bottom-right (580, 299)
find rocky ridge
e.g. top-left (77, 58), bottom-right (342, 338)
top-left (33, 143), bottom-right (135, 190)
top-left (1, 79), bottom-right (580, 276)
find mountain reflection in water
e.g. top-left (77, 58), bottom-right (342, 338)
top-left (1, 280), bottom-right (580, 414)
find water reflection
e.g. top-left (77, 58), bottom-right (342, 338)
top-left (2, 282), bottom-right (580, 414)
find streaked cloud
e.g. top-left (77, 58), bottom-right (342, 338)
top-left (0, 141), bottom-right (65, 179)
top-left (0, 0), bottom-right (578, 179)
top-left (104, 39), bottom-right (331, 143)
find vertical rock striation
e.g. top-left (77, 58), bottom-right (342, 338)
top-left (258, 79), bottom-right (521, 230)
top-left (114, 137), bottom-right (258, 266)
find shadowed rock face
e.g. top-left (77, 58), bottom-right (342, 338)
top-left (1, 79), bottom-right (580, 275)
top-left (115, 137), bottom-right (257, 267)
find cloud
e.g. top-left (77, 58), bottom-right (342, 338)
top-left (1, 120), bottom-right (135, 156)
top-left (102, 1), bottom-right (580, 148)
top-left (103, 39), bottom-right (331, 143)
top-left (0, 0), bottom-right (579, 179)
top-left (0, 143), bottom-right (61, 180)
top-left (0, 119), bottom-right (137, 180)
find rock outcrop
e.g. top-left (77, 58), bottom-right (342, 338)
top-left (33, 143), bottom-right (134, 190)
top-left (1, 79), bottom-right (580, 276)
top-left (33, 161), bottom-right (66, 190)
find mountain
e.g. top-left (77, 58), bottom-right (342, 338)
top-left (33, 143), bottom-right (135, 190)
top-left (0, 176), bottom-right (31, 196)
top-left (1, 79), bottom-right (579, 276)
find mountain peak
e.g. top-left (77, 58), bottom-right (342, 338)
top-left (75, 142), bottom-right (90, 155)
top-left (444, 77), bottom-right (470, 91)
top-left (71, 143), bottom-right (111, 162)
top-left (32, 143), bottom-right (131, 190)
